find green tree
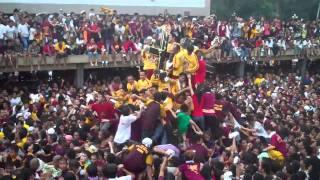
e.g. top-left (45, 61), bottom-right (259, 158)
top-left (211, 0), bottom-right (319, 20)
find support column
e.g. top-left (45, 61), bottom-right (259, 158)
top-left (299, 59), bottom-right (307, 78)
top-left (75, 64), bottom-right (84, 88)
top-left (237, 61), bottom-right (245, 77)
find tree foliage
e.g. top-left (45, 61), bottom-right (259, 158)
top-left (211, 0), bottom-right (319, 20)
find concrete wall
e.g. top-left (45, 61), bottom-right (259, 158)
top-left (0, 0), bottom-right (211, 16)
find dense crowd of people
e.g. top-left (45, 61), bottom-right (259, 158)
top-left (1, 9), bottom-right (320, 72)
top-left (0, 7), bottom-right (320, 180)
top-left (0, 66), bottom-right (320, 180)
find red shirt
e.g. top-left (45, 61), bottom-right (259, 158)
top-left (192, 95), bottom-right (204, 117)
top-left (218, 24), bottom-right (226, 37)
top-left (87, 42), bottom-right (97, 52)
top-left (89, 23), bottom-right (99, 33)
top-left (97, 41), bottom-right (105, 51)
top-left (255, 39), bottom-right (263, 47)
top-left (91, 102), bottom-right (116, 122)
top-left (43, 44), bottom-right (55, 56)
top-left (194, 59), bottom-right (206, 84)
top-left (123, 40), bottom-right (137, 53)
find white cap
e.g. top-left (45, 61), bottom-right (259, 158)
top-left (223, 171), bottom-right (233, 180)
top-left (142, 138), bottom-right (153, 148)
top-left (23, 112), bottom-right (31, 120)
top-left (47, 128), bottom-right (55, 135)
top-left (28, 126), bottom-right (35, 133)
top-left (228, 131), bottom-right (240, 139)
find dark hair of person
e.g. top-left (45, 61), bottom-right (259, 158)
top-left (119, 105), bottom-right (131, 116)
top-left (102, 163), bottom-right (117, 178)
top-left (153, 92), bottom-right (163, 102)
top-left (180, 104), bottom-right (189, 113)
top-left (261, 158), bottom-right (272, 175)
top-left (62, 171), bottom-right (77, 180)
top-left (252, 172), bottom-right (264, 180)
top-left (86, 164), bottom-right (98, 177)
top-left (187, 44), bottom-right (194, 54)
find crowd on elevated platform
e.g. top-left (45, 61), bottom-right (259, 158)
top-left (1, 9), bottom-right (320, 72)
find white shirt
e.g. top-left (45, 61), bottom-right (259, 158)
top-left (115, 25), bottom-right (125, 36)
top-left (29, 27), bottom-right (37, 40)
top-left (266, 39), bottom-right (274, 48)
top-left (109, 175), bottom-right (132, 180)
top-left (254, 121), bottom-right (270, 138)
top-left (10, 97), bottom-right (22, 107)
top-left (30, 93), bottom-right (41, 104)
top-left (0, 24), bottom-right (6, 39)
top-left (76, 38), bottom-right (85, 45)
top-left (18, 23), bottom-right (30, 37)
top-left (114, 114), bottom-right (138, 144)
top-left (277, 39), bottom-right (286, 50)
top-left (5, 25), bottom-right (17, 40)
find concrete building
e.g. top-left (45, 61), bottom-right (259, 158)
top-left (0, 0), bottom-right (211, 16)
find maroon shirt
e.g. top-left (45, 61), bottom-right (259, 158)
top-left (179, 162), bottom-right (204, 180)
top-left (270, 133), bottom-right (287, 157)
top-left (124, 144), bottom-right (150, 174)
top-left (201, 92), bottom-right (215, 116)
top-left (141, 101), bottom-right (161, 131)
top-left (187, 143), bottom-right (208, 163)
top-left (213, 100), bottom-right (229, 120)
top-left (214, 100), bottom-right (240, 120)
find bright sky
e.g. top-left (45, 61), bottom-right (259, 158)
top-left (0, 0), bottom-right (205, 8)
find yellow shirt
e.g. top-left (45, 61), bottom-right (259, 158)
top-left (169, 80), bottom-right (179, 95)
top-left (17, 137), bottom-right (27, 148)
top-left (127, 97), bottom-right (142, 107)
top-left (136, 79), bottom-right (151, 92)
top-left (85, 117), bottom-right (95, 126)
top-left (54, 42), bottom-right (67, 53)
top-left (250, 28), bottom-right (259, 39)
top-left (142, 51), bottom-right (157, 70)
top-left (184, 52), bottom-right (199, 74)
top-left (167, 42), bottom-right (175, 53)
top-left (0, 131), bottom-right (4, 139)
top-left (112, 89), bottom-right (127, 108)
top-left (254, 77), bottom-right (265, 86)
top-left (150, 75), bottom-right (170, 92)
top-left (127, 81), bottom-right (137, 92)
top-left (186, 27), bottom-right (193, 38)
top-left (172, 51), bottom-right (185, 77)
top-left (163, 97), bottom-right (173, 110)
top-left (31, 112), bottom-right (38, 121)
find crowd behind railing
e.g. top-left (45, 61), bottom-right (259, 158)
top-left (1, 9), bottom-right (320, 72)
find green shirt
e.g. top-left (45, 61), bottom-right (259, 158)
top-left (177, 112), bottom-right (191, 134)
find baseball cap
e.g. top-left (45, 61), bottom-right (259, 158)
top-left (142, 138), bottom-right (153, 148)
